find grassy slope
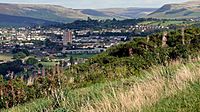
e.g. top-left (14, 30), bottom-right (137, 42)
top-left (138, 20), bottom-right (187, 26)
top-left (39, 62), bottom-right (58, 67)
top-left (0, 54), bottom-right (13, 62)
top-left (1, 99), bottom-right (52, 112)
top-left (4, 61), bottom-right (200, 112)
top-left (147, 1), bottom-right (200, 19)
top-left (143, 62), bottom-right (200, 112)
top-left (143, 81), bottom-right (200, 112)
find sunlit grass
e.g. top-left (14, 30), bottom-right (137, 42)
top-left (2, 98), bottom-right (52, 112)
top-left (2, 62), bottom-right (200, 112)
top-left (143, 81), bottom-right (200, 112)
top-left (0, 54), bottom-right (13, 62)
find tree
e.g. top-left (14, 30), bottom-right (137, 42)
top-left (38, 63), bottom-right (44, 68)
top-left (70, 56), bottom-right (75, 65)
top-left (26, 57), bottom-right (38, 65)
top-left (13, 52), bottom-right (26, 59)
top-left (87, 17), bottom-right (92, 21)
top-left (12, 48), bottom-right (30, 56)
top-left (0, 60), bottom-right (24, 75)
top-left (41, 57), bottom-right (49, 62)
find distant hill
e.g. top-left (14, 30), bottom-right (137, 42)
top-left (80, 8), bottom-right (157, 19)
top-left (0, 13), bottom-right (58, 27)
top-left (0, 3), bottom-right (157, 24)
top-left (96, 8), bottom-right (157, 19)
top-left (147, 1), bottom-right (200, 19)
top-left (0, 3), bottom-right (85, 23)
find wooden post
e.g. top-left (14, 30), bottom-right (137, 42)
top-left (27, 76), bottom-right (34, 86)
top-left (56, 64), bottom-right (60, 75)
top-left (146, 36), bottom-right (150, 50)
top-left (182, 27), bottom-right (185, 45)
top-left (20, 75), bottom-right (24, 81)
top-left (162, 32), bottom-right (168, 47)
top-left (52, 66), bottom-right (56, 76)
top-left (147, 35), bottom-right (150, 43)
top-left (129, 48), bottom-right (133, 56)
top-left (42, 67), bottom-right (45, 77)
top-left (10, 72), bottom-right (14, 79)
top-left (60, 66), bottom-right (64, 75)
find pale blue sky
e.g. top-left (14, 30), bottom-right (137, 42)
top-left (0, 0), bottom-right (190, 9)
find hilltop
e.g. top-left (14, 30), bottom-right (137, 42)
top-left (147, 1), bottom-right (200, 19)
top-left (0, 3), bottom-right (156, 24)
top-left (0, 3), bottom-right (86, 23)
top-left (81, 7), bottom-right (156, 19)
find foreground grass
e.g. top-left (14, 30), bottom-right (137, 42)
top-left (3, 62), bottom-right (200, 112)
top-left (143, 81), bottom-right (200, 112)
top-left (80, 63), bottom-right (200, 112)
top-left (2, 99), bottom-right (52, 112)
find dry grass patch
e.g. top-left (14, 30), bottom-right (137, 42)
top-left (80, 63), bottom-right (200, 112)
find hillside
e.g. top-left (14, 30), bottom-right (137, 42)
top-left (81, 7), bottom-right (157, 19)
top-left (0, 3), bottom-right (157, 23)
top-left (0, 13), bottom-right (58, 27)
top-left (147, 1), bottom-right (200, 19)
top-left (0, 3), bottom-right (85, 23)
top-left (0, 28), bottom-right (200, 111)
top-left (3, 62), bottom-right (200, 112)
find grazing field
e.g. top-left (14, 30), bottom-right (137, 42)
top-left (66, 54), bottom-right (95, 59)
top-left (0, 54), bottom-right (13, 62)
top-left (39, 61), bottom-right (58, 67)
top-left (139, 20), bottom-right (184, 26)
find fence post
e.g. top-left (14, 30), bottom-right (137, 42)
top-left (162, 31), bottom-right (168, 47)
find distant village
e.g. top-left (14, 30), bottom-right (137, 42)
top-left (0, 23), bottom-right (170, 78)
top-left (0, 24), bottom-right (169, 56)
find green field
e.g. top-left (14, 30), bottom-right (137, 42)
top-left (0, 54), bottom-right (13, 62)
top-left (39, 61), bottom-right (58, 67)
top-left (143, 81), bottom-right (200, 112)
top-left (139, 20), bottom-right (184, 26)
top-left (66, 54), bottom-right (95, 59)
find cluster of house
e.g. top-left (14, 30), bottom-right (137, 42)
top-left (0, 23), bottom-right (168, 56)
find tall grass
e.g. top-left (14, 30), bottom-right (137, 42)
top-left (143, 81), bottom-right (200, 112)
top-left (2, 98), bottom-right (52, 112)
top-left (79, 63), bottom-right (200, 112)
top-left (51, 62), bottom-right (200, 112)
top-left (3, 62), bottom-right (200, 112)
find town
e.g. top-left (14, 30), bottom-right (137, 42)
top-left (0, 20), bottom-right (172, 78)
top-left (0, 22), bottom-right (170, 58)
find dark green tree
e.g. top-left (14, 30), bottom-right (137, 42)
top-left (26, 57), bottom-right (38, 65)
top-left (13, 52), bottom-right (26, 59)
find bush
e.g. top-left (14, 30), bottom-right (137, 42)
top-left (26, 57), bottom-right (38, 65)
top-left (41, 57), bottom-right (49, 62)
top-left (13, 52), bottom-right (26, 60)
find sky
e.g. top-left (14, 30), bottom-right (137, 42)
top-left (0, 0), bottom-right (190, 9)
